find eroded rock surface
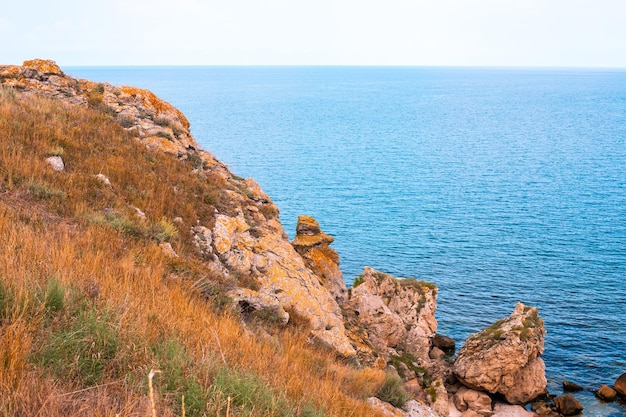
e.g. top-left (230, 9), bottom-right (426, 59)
top-left (453, 302), bottom-right (547, 404)
top-left (291, 215), bottom-right (347, 302)
top-left (344, 267), bottom-right (438, 361)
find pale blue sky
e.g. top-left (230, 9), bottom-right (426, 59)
top-left (2, 0), bottom-right (625, 67)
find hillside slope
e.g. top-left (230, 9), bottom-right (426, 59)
top-left (0, 60), bottom-right (390, 417)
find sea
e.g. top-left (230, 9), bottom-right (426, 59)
top-left (67, 66), bottom-right (626, 416)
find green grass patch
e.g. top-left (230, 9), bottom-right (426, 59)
top-left (376, 370), bottom-right (411, 408)
top-left (35, 307), bottom-right (119, 386)
top-left (209, 367), bottom-right (325, 417)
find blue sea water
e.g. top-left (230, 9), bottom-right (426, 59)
top-left (67, 66), bottom-right (626, 415)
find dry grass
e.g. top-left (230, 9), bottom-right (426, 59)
top-left (0, 88), bottom-right (387, 417)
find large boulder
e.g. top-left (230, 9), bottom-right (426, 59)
top-left (344, 267), bottom-right (438, 360)
top-left (291, 215), bottom-right (347, 302)
top-left (453, 302), bottom-right (547, 404)
top-left (453, 386), bottom-right (493, 416)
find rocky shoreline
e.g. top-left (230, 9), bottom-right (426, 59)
top-left (1, 59), bottom-right (624, 417)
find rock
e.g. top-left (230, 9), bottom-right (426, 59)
top-left (615, 372), bottom-right (626, 397)
top-left (553, 395), bottom-right (583, 416)
top-left (367, 397), bottom-right (406, 417)
top-left (23, 59), bottom-right (63, 75)
top-left (453, 386), bottom-right (492, 416)
top-left (562, 380), bottom-right (583, 392)
top-left (429, 346), bottom-right (446, 360)
top-left (492, 402), bottom-right (536, 417)
top-left (96, 173), bottom-right (111, 186)
top-left (159, 242), bottom-right (178, 258)
top-left (227, 288), bottom-right (289, 325)
top-left (432, 334), bottom-right (455, 356)
top-left (344, 267), bottom-right (437, 361)
top-left (453, 302), bottom-right (547, 404)
top-left (45, 155), bottom-right (64, 171)
top-left (595, 384), bottom-right (617, 401)
top-left (291, 215), bottom-right (347, 303)
top-left (212, 212), bottom-right (355, 357)
top-left (404, 400), bottom-right (438, 417)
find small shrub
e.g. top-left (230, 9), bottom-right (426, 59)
top-left (152, 217), bottom-right (179, 243)
top-left (156, 131), bottom-right (173, 141)
top-left (43, 278), bottom-right (65, 313)
top-left (117, 115), bottom-right (135, 128)
top-left (26, 181), bottom-right (66, 201)
top-left (352, 274), bottom-right (364, 287)
top-left (154, 116), bottom-right (171, 128)
top-left (377, 371), bottom-right (411, 408)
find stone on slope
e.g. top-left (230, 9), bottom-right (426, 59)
top-left (453, 302), bottom-right (547, 404)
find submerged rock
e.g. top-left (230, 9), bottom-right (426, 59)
top-left (562, 380), bottom-right (583, 392)
top-left (453, 302), bottom-right (547, 404)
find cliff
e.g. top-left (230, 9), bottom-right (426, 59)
top-left (0, 60), bottom-right (552, 417)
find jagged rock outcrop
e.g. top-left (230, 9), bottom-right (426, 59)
top-left (344, 267), bottom-right (438, 360)
top-left (453, 302), bottom-right (547, 405)
top-left (291, 215), bottom-right (347, 302)
top-left (212, 211), bottom-right (355, 356)
top-left (1, 59), bottom-right (199, 158)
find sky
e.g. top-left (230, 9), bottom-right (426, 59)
top-left (2, 0), bottom-right (625, 67)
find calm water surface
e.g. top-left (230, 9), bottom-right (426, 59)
top-left (68, 66), bottom-right (626, 415)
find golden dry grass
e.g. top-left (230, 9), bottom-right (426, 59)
top-left (0, 88), bottom-right (387, 417)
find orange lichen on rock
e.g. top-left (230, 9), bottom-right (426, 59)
top-left (121, 85), bottom-right (190, 128)
top-left (22, 59), bottom-right (63, 75)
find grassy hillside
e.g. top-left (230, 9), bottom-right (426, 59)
top-left (0, 87), bottom-right (387, 417)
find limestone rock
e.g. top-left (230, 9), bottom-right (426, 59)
top-left (492, 402), bottom-right (536, 417)
top-left (595, 384), bottom-right (617, 401)
top-left (404, 400), bottom-right (438, 417)
top-left (159, 242), bottom-right (178, 258)
top-left (432, 334), bottom-right (455, 356)
top-left (212, 212), bottom-right (355, 357)
top-left (553, 395), bottom-right (583, 416)
top-left (23, 59), bottom-right (63, 75)
top-left (453, 386), bottom-right (492, 417)
top-left (615, 372), bottom-right (626, 397)
top-left (96, 173), bottom-right (111, 186)
top-left (367, 397), bottom-right (406, 417)
top-left (45, 155), bottom-right (64, 171)
top-left (453, 302), bottom-right (547, 404)
top-left (345, 267), bottom-right (437, 361)
top-left (291, 215), bottom-right (346, 302)
top-left (227, 288), bottom-right (289, 325)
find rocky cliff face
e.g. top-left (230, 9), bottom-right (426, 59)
top-left (0, 59), bottom-right (354, 357)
